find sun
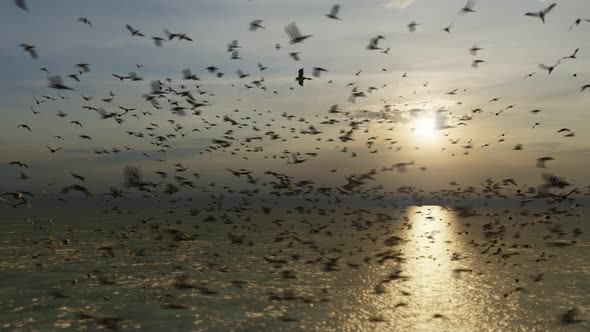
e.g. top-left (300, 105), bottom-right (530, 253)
top-left (415, 118), bottom-right (436, 137)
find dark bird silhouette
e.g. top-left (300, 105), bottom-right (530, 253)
top-left (48, 76), bottom-right (74, 90)
top-left (19, 43), bottom-right (38, 59)
top-left (14, 0), bottom-right (28, 11)
top-left (538, 60), bottom-right (561, 75)
top-left (536, 157), bottom-right (554, 168)
top-left (569, 18), bottom-right (590, 31)
top-left (126, 24), bottom-right (145, 37)
top-left (17, 124), bottom-right (31, 131)
top-left (61, 185), bottom-right (94, 197)
top-left (325, 4), bottom-right (342, 20)
top-left (295, 69), bottom-right (311, 87)
top-left (46, 146), bottom-right (62, 153)
top-left (312, 67), bottom-right (328, 78)
top-left (285, 22), bottom-right (312, 44)
top-left (249, 20), bottom-right (265, 31)
top-left (525, 3), bottom-right (557, 23)
top-left (562, 48), bottom-right (580, 60)
top-left (78, 17), bottom-right (92, 27)
top-left (407, 21), bottom-right (420, 32)
top-left (459, 0), bottom-right (477, 14)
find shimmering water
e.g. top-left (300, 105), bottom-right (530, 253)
top-left (0, 206), bottom-right (588, 331)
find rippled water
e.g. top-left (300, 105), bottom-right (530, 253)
top-left (0, 205), bottom-right (588, 331)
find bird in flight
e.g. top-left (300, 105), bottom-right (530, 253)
top-left (48, 76), bottom-right (75, 90)
top-left (325, 5), bottom-right (342, 20)
top-left (78, 17), bottom-right (92, 27)
top-left (538, 60), bottom-right (561, 75)
top-left (295, 69), bottom-right (311, 87)
top-left (285, 22), bottom-right (312, 44)
top-left (249, 20), bottom-right (265, 31)
top-left (525, 3), bottom-right (557, 23)
top-left (19, 43), bottom-right (38, 59)
top-left (312, 67), bottom-right (328, 78)
top-left (407, 21), bottom-right (420, 32)
top-left (46, 146), bottom-right (62, 153)
top-left (459, 0), bottom-right (477, 15)
top-left (14, 0), bottom-right (27, 11)
top-left (126, 24), bottom-right (145, 37)
top-left (536, 157), bottom-right (554, 168)
top-left (562, 48), bottom-right (580, 60)
top-left (569, 18), bottom-right (590, 31)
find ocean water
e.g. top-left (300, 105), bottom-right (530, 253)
top-left (0, 205), bottom-right (588, 331)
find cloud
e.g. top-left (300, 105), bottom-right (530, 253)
top-left (383, 0), bottom-right (417, 9)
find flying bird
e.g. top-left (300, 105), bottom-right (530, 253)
top-left (78, 17), bottom-right (92, 27)
top-left (325, 4), bottom-right (342, 20)
top-left (569, 18), bottom-right (590, 31)
top-left (312, 67), bottom-right (328, 78)
top-left (19, 43), bottom-right (38, 59)
top-left (249, 20), bottom-right (265, 31)
top-left (407, 21), bottom-right (420, 32)
top-left (14, 0), bottom-right (28, 11)
top-left (459, 0), bottom-right (477, 14)
top-left (126, 24), bottom-right (145, 37)
top-left (538, 60), bottom-right (561, 75)
top-left (536, 157), bottom-right (554, 168)
top-left (285, 22), bottom-right (312, 44)
top-left (295, 69), bottom-right (311, 87)
top-left (525, 3), bottom-right (557, 23)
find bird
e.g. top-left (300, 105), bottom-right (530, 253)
top-left (469, 44), bottom-right (483, 56)
top-left (152, 37), bottom-right (165, 47)
top-left (48, 76), bottom-right (74, 90)
top-left (536, 157), bottom-right (554, 168)
top-left (562, 48), bottom-right (580, 60)
top-left (538, 60), bottom-right (561, 75)
top-left (569, 18), bottom-right (590, 31)
top-left (442, 22), bottom-right (454, 33)
top-left (8, 161), bottom-right (28, 168)
top-left (126, 24), bottom-right (145, 37)
top-left (295, 69), bottom-right (311, 87)
top-left (61, 184), bottom-right (94, 197)
top-left (325, 4), bottom-right (342, 20)
top-left (472, 60), bottom-right (485, 68)
top-left (46, 146), bottom-right (62, 153)
top-left (285, 22), bottom-right (312, 44)
top-left (525, 3), bottom-right (557, 23)
top-left (312, 67), bottom-right (328, 78)
top-left (257, 63), bottom-right (268, 71)
top-left (289, 52), bottom-right (301, 61)
top-left (17, 124), bottom-right (31, 131)
top-left (14, 0), bottom-right (28, 11)
top-left (249, 20), bottom-right (265, 31)
top-left (459, 0), bottom-right (477, 14)
top-left (407, 21), bottom-right (420, 32)
top-left (367, 35), bottom-right (385, 50)
top-left (19, 43), bottom-right (38, 59)
top-left (78, 17), bottom-right (92, 27)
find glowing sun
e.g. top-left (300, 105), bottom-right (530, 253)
top-left (415, 118), bottom-right (436, 137)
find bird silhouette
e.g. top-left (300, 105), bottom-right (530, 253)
top-left (295, 69), bottom-right (311, 87)
top-left (525, 3), bottom-right (557, 23)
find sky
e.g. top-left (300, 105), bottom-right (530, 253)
top-left (1, 0), bottom-right (589, 200)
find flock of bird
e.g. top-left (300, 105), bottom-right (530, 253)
top-left (1, 0), bottom-right (589, 330)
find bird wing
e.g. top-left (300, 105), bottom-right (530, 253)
top-left (330, 4), bottom-right (340, 16)
top-left (542, 3), bottom-right (557, 15)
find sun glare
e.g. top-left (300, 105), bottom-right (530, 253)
top-left (415, 118), bottom-right (435, 137)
